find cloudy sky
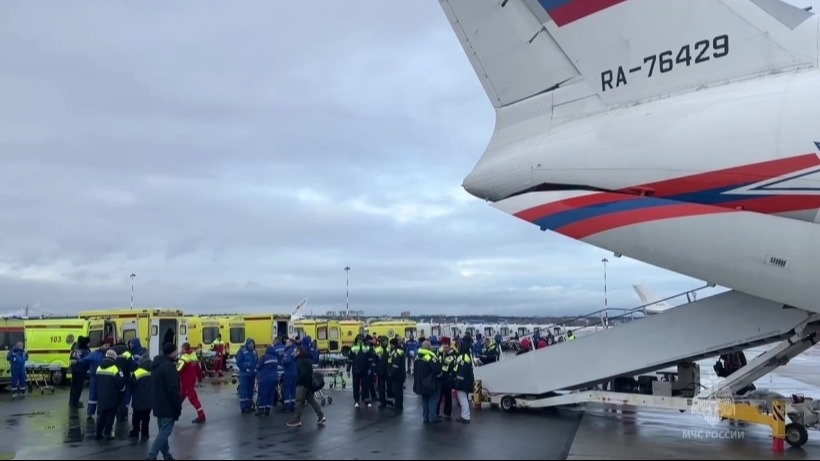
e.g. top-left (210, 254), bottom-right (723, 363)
top-left (0, 1), bottom-right (723, 317)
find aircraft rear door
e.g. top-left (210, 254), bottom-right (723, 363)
top-left (149, 318), bottom-right (160, 359)
top-left (329, 326), bottom-right (340, 353)
top-left (122, 321), bottom-right (138, 343)
top-left (177, 318), bottom-right (188, 353)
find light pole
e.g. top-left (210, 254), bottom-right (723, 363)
top-left (344, 266), bottom-right (350, 318)
top-left (130, 273), bottom-right (136, 310)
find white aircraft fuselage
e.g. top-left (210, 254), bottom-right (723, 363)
top-left (441, 0), bottom-right (820, 315)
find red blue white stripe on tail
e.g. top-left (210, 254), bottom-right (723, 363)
top-left (495, 153), bottom-right (820, 239)
top-left (536, 0), bottom-right (627, 27)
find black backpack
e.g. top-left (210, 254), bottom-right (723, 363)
top-left (311, 372), bottom-right (325, 392)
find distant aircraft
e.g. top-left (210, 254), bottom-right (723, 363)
top-left (290, 298), bottom-right (308, 321)
top-left (632, 284), bottom-right (673, 315)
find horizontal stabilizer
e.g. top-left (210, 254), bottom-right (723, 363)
top-left (475, 290), bottom-right (814, 395)
top-left (440, 0), bottom-right (818, 113)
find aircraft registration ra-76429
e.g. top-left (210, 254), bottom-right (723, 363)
top-left (437, 0), bottom-right (820, 315)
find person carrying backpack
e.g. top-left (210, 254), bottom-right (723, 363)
top-left (287, 346), bottom-right (327, 428)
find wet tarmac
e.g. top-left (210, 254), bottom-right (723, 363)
top-left (567, 346), bottom-right (820, 460)
top-left (5, 345), bottom-right (820, 459)
top-left (0, 381), bottom-right (582, 460)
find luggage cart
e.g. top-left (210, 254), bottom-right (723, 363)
top-left (25, 362), bottom-right (58, 395)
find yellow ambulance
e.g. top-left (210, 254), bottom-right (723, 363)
top-left (77, 308), bottom-right (189, 357)
top-left (24, 317), bottom-right (111, 385)
top-left (243, 313), bottom-right (292, 353)
top-left (366, 320), bottom-right (418, 341)
top-left (0, 318), bottom-right (25, 387)
top-left (293, 319), bottom-right (341, 353)
top-left (339, 319), bottom-right (364, 354)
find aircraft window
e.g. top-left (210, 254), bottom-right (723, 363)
top-left (329, 328), bottom-right (340, 340)
top-left (88, 330), bottom-right (104, 348)
top-left (202, 327), bottom-right (219, 344)
top-left (123, 329), bottom-right (137, 342)
top-left (317, 327), bottom-right (328, 340)
top-left (230, 327), bottom-right (245, 344)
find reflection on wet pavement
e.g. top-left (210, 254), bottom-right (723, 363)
top-left (1, 383), bottom-right (582, 460)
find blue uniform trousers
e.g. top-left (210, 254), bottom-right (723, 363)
top-left (257, 375), bottom-right (276, 411)
top-left (239, 375), bottom-right (256, 412)
top-left (11, 368), bottom-right (26, 394)
top-left (283, 376), bottom-right (296, 411)
top-left (87, 378), bottom-right (98, 417)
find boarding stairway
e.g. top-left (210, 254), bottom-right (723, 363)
top-left (476, 290), bottom-right (820, 396)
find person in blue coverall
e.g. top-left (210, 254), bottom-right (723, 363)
top-left (78, 342), bottom-right (111, 418)
top-left (7, 341), bottom-right (28, 398)
top-left (404, 337), bottom-right (418, 377)
top-left (235, 338), bottom-right (258, 414)
top-left (256, 345), bottom-right (279, 416)
top-left (281, 338), bottom-right (297, 412)
top-left (305, 337), bottom-right (319, 365)
top-left (472, 334), bottom-right (484, 356)
top-left (128, 338), bottom-right (147, 361)
top-left (272, 337), bottom-right (286, 407)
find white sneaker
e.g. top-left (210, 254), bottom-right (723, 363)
top-left (354, 402), bottom-right (360, 408)
top-left (367, 402), bottom-right (372, 408)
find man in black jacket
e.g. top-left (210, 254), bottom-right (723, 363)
top-left (387, 337), bottom-right (406, 412)
top-left (129, 357), bottom-right (153, 439)
top-left (112, 340), bottom-right (135, 423)
top-left (68, 335), bottom-right (91, 409)
top-left (287, 347), bottom-right (326, 428)
top-left (95, 349), bottom-right (126, 440)
top-left (148, 343), bottom-right (182, 461)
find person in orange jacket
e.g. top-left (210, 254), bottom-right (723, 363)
top-left (177, 342), bottom-right (206, 424)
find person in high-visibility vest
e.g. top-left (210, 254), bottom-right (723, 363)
top-left (95, 350), bottom-right (126, 440)
top-left (177, 343), bottom-right (206, 423)
top-left (210, 335), bottom-right (226, 377)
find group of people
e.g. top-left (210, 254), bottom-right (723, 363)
top-left (343, 332), bottom-right (478, 425)
top-left (234, 335), bottom-right (327, 427)
top-left (516, 329), bottom-right (574, 354)
top-left (65, 336), bottom-right (208, 460)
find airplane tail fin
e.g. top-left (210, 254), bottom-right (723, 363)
top-left (439, 0), bottom-right (817, 112)
top-left (632, 284), bottom-right (672, 314)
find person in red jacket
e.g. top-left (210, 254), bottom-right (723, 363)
top-left (210, 335), bottom-right (226, 377)
top-left (177, 342), bottom-right (206, 424)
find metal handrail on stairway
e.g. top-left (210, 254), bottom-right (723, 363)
top-left (559, 283), bottom-right (716, 331)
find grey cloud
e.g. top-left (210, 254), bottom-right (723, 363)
top-left (0, 1), bottom-right (715, 317)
